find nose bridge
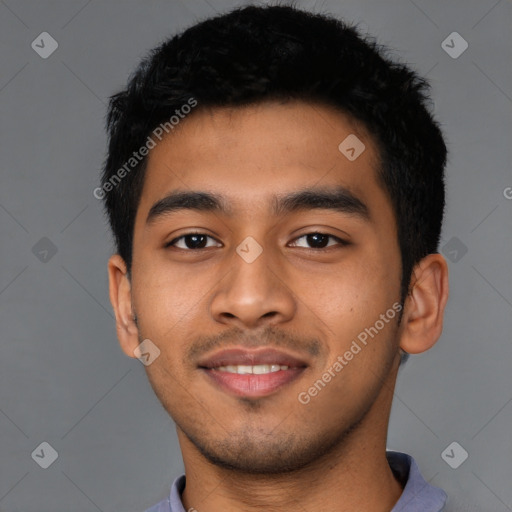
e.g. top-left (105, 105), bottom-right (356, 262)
top-left (210, 237), bottom-right (295, 327)
top-left (229, 238), bottom-right (277, 302)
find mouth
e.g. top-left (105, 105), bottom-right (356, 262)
top-left (198, 348), bottom-right (309, 398)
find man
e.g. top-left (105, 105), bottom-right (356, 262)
top-left (101, 4), bottom-right (452, 511)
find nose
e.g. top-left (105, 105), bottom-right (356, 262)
top-left (209, 244), bottom-right (296, 329)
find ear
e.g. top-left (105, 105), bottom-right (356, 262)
top-left (399, 253), bottom-right (449, 354)
top-left (107, 254), bottom-right (140, 359)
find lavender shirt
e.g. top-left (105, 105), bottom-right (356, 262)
top-left (144, 451), bottom-right (447, 512)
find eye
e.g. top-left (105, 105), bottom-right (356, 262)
top-left (165, 231), bottom-right (347, 251)
top-left (165, 233), bottom-right (222, 250)
top-left (289, 232), bottom-right (347, 249)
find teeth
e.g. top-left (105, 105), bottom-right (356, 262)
top-left (214, 364), bottom-right (289, 374)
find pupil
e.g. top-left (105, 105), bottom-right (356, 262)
top-left (187, 234), bottom-right (206, 249)
top-left (308, 233), bottom-right (328, 248)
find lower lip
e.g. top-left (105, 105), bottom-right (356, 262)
top-left (201, 367), bottom-right (306, 398)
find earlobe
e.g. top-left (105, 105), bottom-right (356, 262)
top-left (399, 253), bottom-right (449, 355)
top-left (107, 254), bottom-right (140, 359)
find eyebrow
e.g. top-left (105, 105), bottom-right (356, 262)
top-left (146, 186), bottom-right (370, 225)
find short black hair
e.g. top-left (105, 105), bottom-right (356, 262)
top-left (101, 3), bottom-right (447, 309)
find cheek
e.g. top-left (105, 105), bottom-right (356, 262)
top-left (131, 260), bottom-right (211, 337)
top-left (309, 255), bottom-right (394, 308)
top-left (352, 238), bottom-right (401, 305)
top-left (297, 252), bottom-right (399, 343)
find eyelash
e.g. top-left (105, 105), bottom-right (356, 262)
top-left (165, 232), bottom-right (348, 251)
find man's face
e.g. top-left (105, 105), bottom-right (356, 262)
top-left (127, 100), bottom-right (403, 473)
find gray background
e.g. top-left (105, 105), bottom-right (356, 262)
top-left (0, 0), bottom-right (511, 510)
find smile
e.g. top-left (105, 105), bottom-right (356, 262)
top-left (197, 347), bottom-right (309, 398)
top-left (213, 364), bottom-right (290, 374)
top-left (201, 366), bottom-right (306, 398)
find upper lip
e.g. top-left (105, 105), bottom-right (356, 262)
top-left (198, 348), bottom-right (309, 369)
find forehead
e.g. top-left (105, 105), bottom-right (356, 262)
top-left (135, 100), bottom-right (390, 225)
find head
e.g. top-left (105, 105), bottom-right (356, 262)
top-left (103, 5), bottom-right (448, 474)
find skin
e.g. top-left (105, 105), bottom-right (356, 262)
top-left (108, 100), bottom-right (449, 512)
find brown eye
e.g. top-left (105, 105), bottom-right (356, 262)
top-left (166, 233), bottom-right (221, 250)
top-left (289, 232), bottom-right (347, 249)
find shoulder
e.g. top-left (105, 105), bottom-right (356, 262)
top-left (386, 451), bottom-right (487, 512)
top-left (387, 450), bottom-right (447, 512)
top-left (143, 474), bottom-right (186, 512)
top-left (143, 497), bottom-right (171, 512)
